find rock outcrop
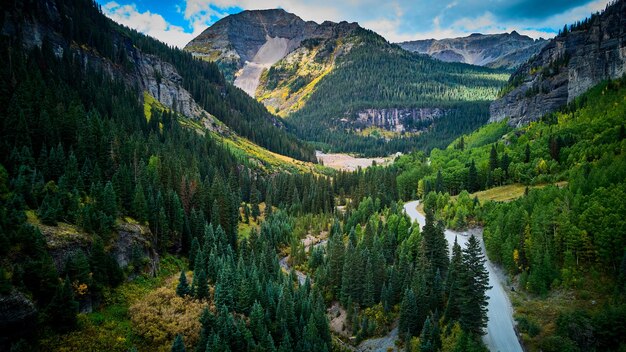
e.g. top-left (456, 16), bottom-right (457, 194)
top-left (399, 32), bottom-right (547, 69)
top-left (37, 220), bottom-right (159, 278)
top-left (490, 0), bottom-right (626, 126)
top-left (0, 290), bottom-right (37, 349)
top-left (352, 108), bottom-right (446, 132)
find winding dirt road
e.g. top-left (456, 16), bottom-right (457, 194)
top-left (404, 200), bottom-right (523, 352)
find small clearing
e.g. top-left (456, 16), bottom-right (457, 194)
top-left (316, 151), bottom-right (397, 171)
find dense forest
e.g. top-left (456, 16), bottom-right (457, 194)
top-left (2, 0), bottom-right (625, 352)
top-left (287, 28), bottom-right (509, 156)
top-left (393, 77), bottom-right (626, 351)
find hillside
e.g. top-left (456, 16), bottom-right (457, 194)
top-left (398, 32), bottom-right (547, 70)
top-left (394, 76), bottom-right (626, 350)
top-left (0, 0), bottom-right (317, 162)
top-left (0, 1), bottom-right (340, 349)
top-left (187, 11), bottom-right (509, 156)
top-left (490, 0), bottom-right (626, 126)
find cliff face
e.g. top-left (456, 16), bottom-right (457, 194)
top-left (399, 32), bottom-right (547, 69)
top-left (490, 0), bottom-right (626, 126)
top-left (352, 108), bottom-right (446, 132)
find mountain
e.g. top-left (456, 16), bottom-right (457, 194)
top-left (186, 10), bottom-right (509, 156)
top-left (185, 9), bottom-right (359, 108)
top-left (490, 0), bottom-right (626, 126)
top-left (0, 0), bottom-right (317, 162)
top-left (398, 32), bottom-right (547, 70)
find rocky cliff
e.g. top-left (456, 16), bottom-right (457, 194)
top-left (490, 0), bottom-right (626, 126)
top-left (352, 108), bottom-right (446, 132)
top-left (399, 32), bottom-right (547, 69)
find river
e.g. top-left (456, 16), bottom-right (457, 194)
top-left (403, 200), bottom-right (523, 352)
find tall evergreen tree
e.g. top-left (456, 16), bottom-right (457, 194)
top-left (459, 235), bottom-right (490, 336)
top-left (45, 277), bottom-right (79, 332)
top-left (467, 160), bottom-right (479, 193)
top-left (132, 183), bottom-right (148, 223)
top-left (176, 270), bottom-right (190, 297)
top-left (171, 334), bottom-right (186, 352)
top-left (489, 145), bottom-right (499, 171)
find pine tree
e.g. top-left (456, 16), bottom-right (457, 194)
top-left (132, 183), bottom-right (148, 223)
top-left (45, 277), bottom-right (79, 332)
top-left (459, 235), bottom-right (490, 336)
top-left (38, 193), bottom-right (61, 225)
top-left (327, 222), bottom-right (345, 298)
top-left (399, 288), bottom-right (420, 338)
top-left (420, 316), bottom-right (435, 352)
top-left (176, 270), bottom-right (190, 297)
top-left (171, 334), bottom-right (186, 352)
top-left (101, 181), bottom-right (117, 218)
top-left (363, 257), bottom-right (375, 307)
top-left (467, 160), bottom-right (479, 193)
top-left (422, 208), bottom-right (449, 277)
top-left (194, 269), bottom-right (209, 300)
top-left (444, 237), bottom-right (463, 323)
top-left (435, 170), bottom-right (444, 193)
top-left (489, 145), bottom-right (499, 171)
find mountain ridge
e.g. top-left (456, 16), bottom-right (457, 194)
top-left (185, 9), bottom-right (509, 156)
top-left (398, 32), bottom-right (547, 70)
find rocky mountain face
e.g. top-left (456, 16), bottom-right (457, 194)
top-left (352, 108), bottom-right (446, 133)
top-left (185, 9), bottom-right (360, 108)
top-left (399, 32), bottom-right (547, 69)
top-left (490, 0), bottom-right (626, 126)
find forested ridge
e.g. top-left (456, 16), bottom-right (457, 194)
top-left (287, 28), bottom-right (509, 156)
top-left (1, 0), bottom-right (624, 352)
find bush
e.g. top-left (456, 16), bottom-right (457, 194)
top-left (129, 285), bottom-right (207, 350)
top-left (515, 315), bottom-right (540, 337)
top-left (540, 336), bottom-right (578, 352)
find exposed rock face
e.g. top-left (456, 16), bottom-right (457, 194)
top-left (352, 108), bottom-right (445, 132)
top-left (185, 9), bottom-right (359, 97)
top-left (38, 220), bottom-right (159, 278)
top-left (0, 290), bottom-right (37, 348)
top-left (490, 1), bottom-right (626, 126)
top-left (399, 32), bottom-right (547, 69)
top-left (111, 223), bottom-right (160, 278)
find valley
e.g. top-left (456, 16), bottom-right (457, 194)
top-left (1, 1), bottom-right (625, 352)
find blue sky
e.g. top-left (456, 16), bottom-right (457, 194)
top-left (96, 0), bottom-right (611, 48)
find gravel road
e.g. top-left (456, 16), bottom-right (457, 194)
top-left (403, 200), bottom-right (523, 352)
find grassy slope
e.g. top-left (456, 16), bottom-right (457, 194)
top-left (143, 91), bottom-right (331, 175)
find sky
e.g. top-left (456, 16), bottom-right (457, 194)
top-left (96, 0), bottom-right (611, 48)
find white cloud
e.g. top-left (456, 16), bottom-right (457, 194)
top-left (101, 0), bottom-right (612, 48)
top-left (101, 1), bottom-right (201, 48)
